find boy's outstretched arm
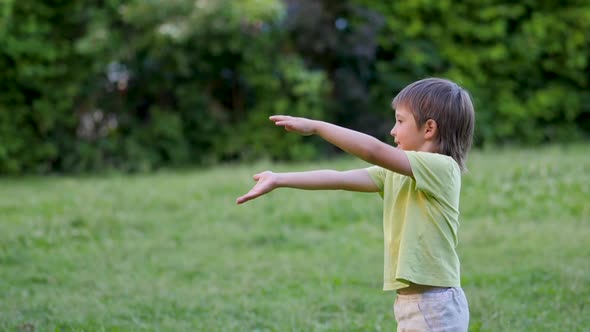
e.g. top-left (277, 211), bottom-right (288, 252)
top-left (270, 115), bottom-right (412, 177)
top-left (236, 169), bottom-right (379, 204)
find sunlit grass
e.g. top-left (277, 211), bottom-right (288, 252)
top-left (1, 144), bottom-right (588, 331)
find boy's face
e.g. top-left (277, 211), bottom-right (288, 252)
top-left (390, 107), bottom-right (426, 151)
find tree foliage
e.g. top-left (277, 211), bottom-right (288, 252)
top-left (0, 0), bottom-right (588, 174)
top-left (359, 0), bottom-right (590, 144)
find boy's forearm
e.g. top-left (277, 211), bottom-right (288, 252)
top-left (276, 169), bottom-right (377, 192)
top-left (277, 170), bottom-right (352, 190)
top-left (313, 121), bottom-right (386, 164)
top-left (311, 120), bottom-right (412, 176)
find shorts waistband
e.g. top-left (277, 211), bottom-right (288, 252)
top-left (396, 287), bottom-right (463, 302)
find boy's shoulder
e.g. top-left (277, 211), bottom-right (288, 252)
top-left (405, 151), bottom-right (459, 172)
top-left (406, 150), bottom-right (456, 162)
top-left (366, 151), bottom-right (461, 189)
top-left (369, 151), bottom-right (458, 176)
top-left (405, 151), bottom-right (462, 201)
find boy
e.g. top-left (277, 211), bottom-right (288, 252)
top-left (236, 77), bottom-right (474, 331)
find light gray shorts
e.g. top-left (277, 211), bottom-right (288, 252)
top-left (393, 287), bottom-right (469, 332)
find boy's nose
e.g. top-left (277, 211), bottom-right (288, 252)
top-left (390, 127), bottom-right (396, 137)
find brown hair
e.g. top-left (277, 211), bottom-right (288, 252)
top-left (392, 77), bottom-right (475, 172)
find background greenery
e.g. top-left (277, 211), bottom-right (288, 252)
top-left (2, 2), bottom-right (589, 331)
top-left (1, 0), bottom-right (589, 174)
top-left (1, 145), bottom-right (588, 331)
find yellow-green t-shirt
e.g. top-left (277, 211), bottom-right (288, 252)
top-left (366, 151), bottom-right (462, 291)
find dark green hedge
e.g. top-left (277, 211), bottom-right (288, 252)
top-left (1, 0), bottom-right (588, 174)
top-left (362, 1), bottom-right (590, 145)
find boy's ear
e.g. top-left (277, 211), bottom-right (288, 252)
top-left (423, 119), bottom-right (438, 140)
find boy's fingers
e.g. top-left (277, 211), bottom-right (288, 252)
top-left (236, 190), bottom-right (260, 204)
top-left (238, 171), bottom-right (272, 204)
top-left (236, 193), bottom-right (251, 204)
top-left (270, 115), bottom-right (292, 123)
top-left (253, 171), bottom-right (271, 180)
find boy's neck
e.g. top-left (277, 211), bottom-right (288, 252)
top-left (416, 141), bottom-right (440, 154)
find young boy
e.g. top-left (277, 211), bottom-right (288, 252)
top-left (236, 77), bottom-right (475, 331)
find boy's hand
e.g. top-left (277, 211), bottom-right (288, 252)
top-left (236, 171), bottom-right (278, 204)
top-left (270, 115), bottom-right (317, 136)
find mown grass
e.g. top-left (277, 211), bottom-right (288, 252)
top-left (1, 144), bottom-right (589, 331)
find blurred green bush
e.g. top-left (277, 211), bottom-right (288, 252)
top-left (361, 0), bottom-right (590, 145)
top-left (0, 0), bottom-right (588, 174)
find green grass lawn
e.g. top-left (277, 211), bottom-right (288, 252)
top-left (1, 145), bottom-right (589, 331)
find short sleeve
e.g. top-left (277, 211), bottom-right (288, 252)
top-left (366, 165), bottom-right (386, 192)
top-left (405, 151), bottom-right (460, 203)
